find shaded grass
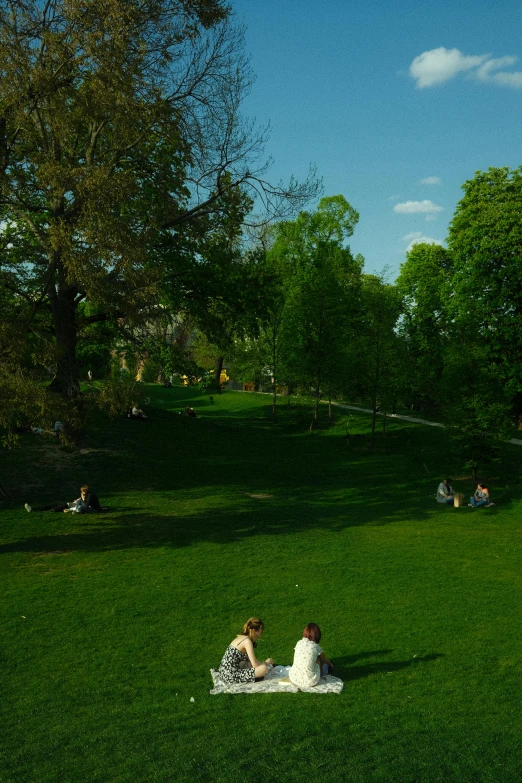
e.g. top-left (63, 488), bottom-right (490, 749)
top-left (1, 387), bottom-right (522, 782)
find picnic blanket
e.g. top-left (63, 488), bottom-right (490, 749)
top-left (210, 665), bottom-right (344, 695)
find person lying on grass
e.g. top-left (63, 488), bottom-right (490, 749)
top-left (469, 483), bottom-right (494, 508)
top-left (218, 617), bottom-right (275, 684)
top-left (25, 484), bottom-right (103, 514)
top-left (289, 623), bottom-right (334, 688)
top-left (436, 477), bottom-right (454, 505)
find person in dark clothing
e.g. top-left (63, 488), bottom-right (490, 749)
top-left (25, 484), bottom-right (103, 514)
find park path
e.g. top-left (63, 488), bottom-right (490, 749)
top-left (333, 402), bottom-right (522, 447)
top-left (240, 391), bottom-right (522, 447)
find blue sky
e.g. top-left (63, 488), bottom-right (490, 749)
top-left (232, 0), bottom-right (522, 278)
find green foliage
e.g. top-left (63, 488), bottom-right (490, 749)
top-left (270, 195), bottom-right (363, 422)
top-left (0, 1), bottom-right (316, 421)
top-left (93, 377), bottom-right (148, 418)
top-left (0, 369), bottom-right (50, 447)
top-left (396, 243), bottom-right (453, 411)
top-left (227, 338), bottom-right (270, 387)
top-left (448, 166), bottom-right (522, 397)
top-left (441, 343), bottom-right (513, 478)
top-left (355, 275), bottom-right (403, 445)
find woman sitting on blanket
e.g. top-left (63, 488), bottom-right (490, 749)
top-left (289, 623), bottom-right (334, 688)
top-left (218, 617), bottom-right (275, 684)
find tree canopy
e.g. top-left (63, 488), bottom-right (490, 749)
top-left (0, 0), bottom-right (318, 440)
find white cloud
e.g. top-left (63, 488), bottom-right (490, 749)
top-left (403, 232), bottom-right (445, 252)
top-left (420, 176), bottom-right (441, 185)
top-left (409, 47), bottom-right (522, 89)
top-left (393, 200), bottom-right (443, 214)
top-left (409, 47), bottom-right (486, 88)
top-left (425, 214), bottom-right (437, 222)
top-left (476, 56), bottom-right (522, 87)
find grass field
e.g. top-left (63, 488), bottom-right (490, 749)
top-left (2, 386), bottom-right (522, 782)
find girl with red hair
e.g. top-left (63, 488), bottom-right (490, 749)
top-left (289, 623), bottom-right (334, 688)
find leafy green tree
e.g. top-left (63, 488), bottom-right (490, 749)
top-left (356, 275), bottom-right (403, 449)
top-left (396, 243), bottom-right (453, 412)
top-left (272, 195), bottom-right (362, 427)
top-left (447, 166), bottom-right (522, 426)
top-left (0, 0), bottom-right (319, 441)
top-left (440, 342), bottom-right (512, 480)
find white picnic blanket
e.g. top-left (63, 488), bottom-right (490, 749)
top-left (210, 665), bottom-right (344, 694)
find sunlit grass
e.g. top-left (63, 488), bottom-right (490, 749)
top-left (1, 387), bottom-right (522, 782)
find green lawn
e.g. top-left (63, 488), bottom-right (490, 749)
top-left (1, 387), bottom-right (522, 782)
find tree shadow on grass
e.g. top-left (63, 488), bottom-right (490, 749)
top-left (333, 651), bottom-right (444, 682)
top-left (0, 486), bottom-right (436, 554)
top-left (3, 397), bottom-right (520, 554)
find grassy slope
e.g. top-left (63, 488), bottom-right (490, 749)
top-left (1, 387), bottom-right (522, 783)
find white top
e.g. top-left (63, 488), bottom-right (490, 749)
top-left (289, 638), bottom-right (323, 687)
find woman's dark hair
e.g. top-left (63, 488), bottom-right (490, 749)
top-left (303, 623), bottom-right (322, 643)
top-left (479, 483), bottom-right (487, 489)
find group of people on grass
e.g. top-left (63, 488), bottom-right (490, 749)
top-left (437, 478), bottom-right (494, 508)
top-left (218, 617), bottom-right (333, 688)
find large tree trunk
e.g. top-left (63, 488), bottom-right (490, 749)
top-left (48, 287), bottom-right (81, 399)
top-left (47, 284), bottom-right (87, 446)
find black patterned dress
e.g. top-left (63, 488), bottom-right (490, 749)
top-left (219, 644), bottom-right (256, 684)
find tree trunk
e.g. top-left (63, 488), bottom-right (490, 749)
top-left (271, 333), bottom-right (277, 419)
top-left (370, 395), bottom-right (377, 450)
top-left (513, 392), bottom-right (522, 430)
top-left (313, 371), bottom-right (321, 426)
top-left (48, 287), bottom-right (81, 399)
top-left (0, 480), bottom-right (12, 499)
top-left (314, 384), bottom-right (320, 429)
top-left (46, 283), bottom-right (87, 447)
top-left (214, 356), bottom-right (224, 393)
top-left (382, 409), bottom-right (387, 438)
top-left (369, 353), bottom-right (380, 451)
top-left (328, 398), bottom-right (333, 421)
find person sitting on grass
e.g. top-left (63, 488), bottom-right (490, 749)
top-left (436, 477), bottom-right (454, 505)
top-left (218, 617), bottom-right (275, 684)
top-left (130, 404), bottom-right (149, 420)
top-left (289, 623), bottom-right (334, 688)
top-left (25, 484), bottom-right (103, 514)
top-left (469, 482), bottom-right (494, 508)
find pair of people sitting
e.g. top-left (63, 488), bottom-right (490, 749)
top-left (436, 478), bottom-right (494, 508)
top-left (24, 485), bottom-right (106, 514)
top-left (218, 618), bottom-right (333, 688)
